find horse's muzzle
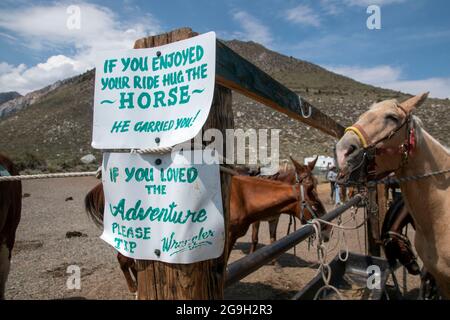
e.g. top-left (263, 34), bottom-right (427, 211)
top-left (338, 148), bottom-right (376, 186)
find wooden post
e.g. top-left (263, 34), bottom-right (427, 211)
top-left (377, 184), bottom-right (387, 233)
top-left (133, 28), bottom-right (233, 299)
top-left (366, 182), bottom-right (381, 256)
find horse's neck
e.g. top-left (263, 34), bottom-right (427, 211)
top-left (262, 170), bottom-right (295, 183)
top-left (399, 128), bottom-right (449, 179)
top-left (397, 128), bottom-right (449, 227)
top-left (242, 182), bottom-right (298, 223)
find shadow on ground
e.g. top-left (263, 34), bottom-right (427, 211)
top-left (233, 242), bottom-right (319, 268)
top-left (225, 281), bottom-right (298, 300)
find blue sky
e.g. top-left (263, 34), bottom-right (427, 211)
top-left (0, 0), bottom-right (449, 98)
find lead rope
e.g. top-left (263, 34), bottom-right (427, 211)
top-left (308, 205), bottom-right (369, 300)
top-left (375, 168), bottom-right (450, 185)
top-left (293, 216), bottom-right (297, 257)
top-left (0, 144), bottom-right (241, 182)
top-left (310, 220), bottom-right (344, 300)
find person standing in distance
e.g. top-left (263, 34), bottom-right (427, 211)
top-left (326, 165), bottom-right (337, 203)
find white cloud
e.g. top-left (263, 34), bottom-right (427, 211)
top-left (0, 62), bottom-right (15, 74)
top-left (231, 10), bottom-right (273, 47)
top-left (383, 78), bottom-right (450, 99)
top-left (326, 65), bottom-right (401, 85)
top-left (319, 0), bottom-right (407, 15)
top-left (0, 2), bottom-right (159, 51)
top-left (284, 5), bottom-right (321, 27)
top-left (326, 64), bottom-right (450, 99)
top-left (343, 0), bottom-right (406, 6)
top-left (0, 2), bottom-right (161, 94)
top-left (0, 55), bottom-right (87, 94)
top-left (319, 0), bottom-right (341, 15)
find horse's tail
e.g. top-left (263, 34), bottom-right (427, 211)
top-left (84, 183), bottom-right (104, 228)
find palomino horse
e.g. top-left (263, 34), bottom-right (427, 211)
top-left (336, 93), bottom-right (450, 298)
top-left (0, 153), bottom-right (22, 299)
top-left (85, 157), bottom-right (329, 293)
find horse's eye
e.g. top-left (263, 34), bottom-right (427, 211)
top-left (385, 114), bottom-right (399, 124)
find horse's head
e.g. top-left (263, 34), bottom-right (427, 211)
top-left (335, 92), bottom-right (428, 184)
top-left (289, 156), bottom-right (330, 241)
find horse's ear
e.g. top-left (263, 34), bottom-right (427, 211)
top-left (289, 155), bottom-right (305, 172)
top-left (307, 156), bottom-right (318, 171)
top-left (399, 92), bottom-right (429, 113)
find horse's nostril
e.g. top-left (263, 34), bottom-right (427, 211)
top-left (346, 144), bottom-right (358, 157)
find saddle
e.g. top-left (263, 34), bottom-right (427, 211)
top-left (381, 196), bottom-right (420, 275)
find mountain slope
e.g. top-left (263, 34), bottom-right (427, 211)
top-left (0, 40), bottom-right (448, 171)
top-left (0, 91), bottom-right (21, 105)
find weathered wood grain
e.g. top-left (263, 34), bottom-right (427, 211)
top-left (133, 27), bottom-right (233, 300)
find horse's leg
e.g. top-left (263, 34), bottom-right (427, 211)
top-left (269, 218), bottom-right (279, 244)
top-left (130, 259), bottom-right (138, 298)
top-left (0, 243), bottom-right (10, 300)
top-left (268, 217), bottom-right (280, 266)
top-left (117, 252), bottom-right (137, 293)
top-left (250, 222), bottom-right (260, 254)
top-left (130, 260), bottom-right (138, 281)
top-left (340, 186), bottom-right (347, 203)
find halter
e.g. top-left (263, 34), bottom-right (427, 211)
top-left (294, 172), bottom-right (319, 224)
top-left (343, 104), bottom-right (415, 184)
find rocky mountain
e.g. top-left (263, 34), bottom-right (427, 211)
top-left (0, 39), bottom-right (448, 172)
top-left (0, 91), bottom-right (21, 105)
top-left (0, 76), bottom-right (83, 119)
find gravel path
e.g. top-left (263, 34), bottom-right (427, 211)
top-left (5, 178), bottom-right (420, 299)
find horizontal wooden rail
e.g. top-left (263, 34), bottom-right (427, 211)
top-left (134, 28), bottom-right (345, 138)
top-left (216, 40), bottom-right (345, 138)
top-left (225, 195), bottom-right (363, 287)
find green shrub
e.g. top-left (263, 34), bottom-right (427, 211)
top-left (15, 152), bottom-right (47, 171)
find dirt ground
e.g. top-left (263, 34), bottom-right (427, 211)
top-left (5, 177), bottom-right (421, 300)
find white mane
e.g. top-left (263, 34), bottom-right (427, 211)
top-left (412, 115), bottom-right (450, 154)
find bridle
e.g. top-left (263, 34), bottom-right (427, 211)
top-left (342, 104), bottom-right (416, 184)
top-left (293, 172), bottom-right (319, 224)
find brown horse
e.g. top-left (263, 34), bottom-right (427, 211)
top-left (85, 157), bottom-right (328, 293)
top-left (228, 158), bottom-right (329, 256)
top-left (84, 183), bottom-right (138, 292)
top-left (0, 153), bottom-right (22, 299)
top-left (246, 157), bottom-right (325, 254)
top-left (336, 93), bottom-right (450, 298)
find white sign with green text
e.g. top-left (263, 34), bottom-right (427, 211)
top-left (92, 32), bottom-right (216, 149)
top-left (100, 151), bottom-right (225, 263)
